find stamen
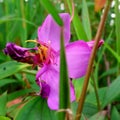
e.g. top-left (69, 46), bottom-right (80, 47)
top-left (25, 40), bottom-right (39, 43)
top-left (38, 48), bottom-right (44, 62)
top-left (44, 41), bottom-right (51, 64)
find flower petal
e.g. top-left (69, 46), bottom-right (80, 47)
top-left (3, 42), bottom-right (35, 64)
top-left (65, 41), bottom-right (91, 78)
top-left (87, 39), bottom-right (104, 49)
top-left (54, 41), bottom-right (91, 79)
top-left (38, 13), bottom-right (70, 51)
top-left (36, 65), bottom-right (59, 110)
top-left (40, 81), bottom-right (50, 99)
top-left (36, 65), bottom-right (75, 110)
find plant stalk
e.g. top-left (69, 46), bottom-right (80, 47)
top-left (92, 75), bottom-right (101, 111)
top-left (75, 0), bottom-right (113, 120)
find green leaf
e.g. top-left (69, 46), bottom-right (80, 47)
top-left (66, 0), bottom-right (88, 40)
top-left (82, 0), bottom-right (92, 40)
top-left (71, 102), bottom-right (98, 119)
top-left (0, 79), bottom-right (18, 87)
top-left (115, 0), bottom-right (120, 56)
top-left (40, 0), bottom-right (63, 26)
top-left (15, 97), bottom-right (56, 120)
top-left (16, 0), bottom-right (27, 47)
top-left (111, 107), bottom-right (120, 120)
top-left (0, 92), bottom-right (7, 116)
top-left (102, 76), bottom-right (120, 108)
top-left (73, 77), bottom-right (84, 101)
top-left (88, 111), bottom-right (106, 120)
top-left (104, 42), bottom-right (120, 62)
top-left (99, 67), bottom-right (117, 79)
top-left (8, 89), bottom-right (33, 101)
top-left (83, 102), bottom-right (98, 118)
top-left (86, 87), bottom-right (106, 107)
top-left (0, 61), bottom-right (30, 79)
top-left (58, 28), bottom-right (70, 119)
top-left (0, 116), bottom-right (11, 120)
top-left (115, 0), bottom-right (120, 73)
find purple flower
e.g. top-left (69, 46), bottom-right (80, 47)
top-left (3, 13), bottom-right (103, 110)
top-left (3, 43), bottom-right (35, 64)
top-left (36, 13), bottom-right (103, 110)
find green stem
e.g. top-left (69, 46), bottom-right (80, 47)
top-left (92, 75), bottom-right (101, 111)
top-left (75, 0), bottom-right (113, 120)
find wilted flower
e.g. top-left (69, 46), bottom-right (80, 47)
top-left (4, 13), bottom-right (103, 110)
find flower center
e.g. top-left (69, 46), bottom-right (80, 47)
top-left (38, 45), bottom-right (48, 63)
top-left (26, 40), bottom-right (56, 66)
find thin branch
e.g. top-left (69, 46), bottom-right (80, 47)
top-left (75, 0), bottom-right (113, 120)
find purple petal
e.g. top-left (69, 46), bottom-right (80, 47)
top-left (36, 65), bottom-right (75, 110)
top-left (40, 81), bottom-right (50, 99)
top-left (3, 42), bottom-right (36, 64)
top-left (87, 39), bottom-right (104, 49)
top-left (36, 65), bottom-right (59, 110)
top-left (38, 13), bottom-right (70, 51)
top-left (65, 41), bottom-right (91, 78)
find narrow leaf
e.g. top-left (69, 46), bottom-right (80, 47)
top-left (102, 76), bottom-right (120, 108)
top-left (40, 0), bottom-right (63, 26)
top-left (115, 0), bottom-right (120, 73)
top-left (104, 42), bottom-right (120, 62)
top-left (66, 0), bottom-right (88, 40)
top-left (111, 107), bottom-right (120, 120)
top-left (82, 0), bottom-right (92, 40)
top-left (16, 0), bottom-right (27, 47)
top-left (58, 27), bottom-right (70, 119)
top-left (0, 92), bottom-right (7, 116)
top-left (0, 79), bottom-right (18, 87)
top-left (8, 89), bottom-right (33, 102)
top-left (0, 61), bottom-right (30, 79)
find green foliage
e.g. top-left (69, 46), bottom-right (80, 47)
top-left (0, 92), bottom-right (7, 116)
top-left (0, 61), bottom-right (30, 79)
top-left (82, 0), bottom-right (92, 40)
top-left (66, 0), bottom-right (88, 40)
top-left (102, 76), bottom-right (120, 108)
top-left (88, 111), bottom-right (106, 120)
top-left (15, 97), bottom-right (57, 120)
top-left (40, 0), bottom-right (63, 26)
top-left (58, 28), bottom-right (70, 119)
top-left (111, 107), bottom-right (120, 120)
top-left (0, 0), bottom-right (120, 119)
top-left (0, 116), bottom-right (11, 120)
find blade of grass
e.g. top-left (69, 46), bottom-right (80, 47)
top-left (66, 0), bottom-right (88, 40)
top-left (58, 27), bottom-right (71, 120)
top-left (20, 0), bottom-right (27, 47)
top-left (115, 0), bottom-right (120, 74)
top-left (40, 0), bottom-right (63, 26)
top-left (0, 16), bottom-right (37, 27)
top-left (104, 42), bottom-right (120, 62)
top-left (82, 0), bottom-right (92, 40)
